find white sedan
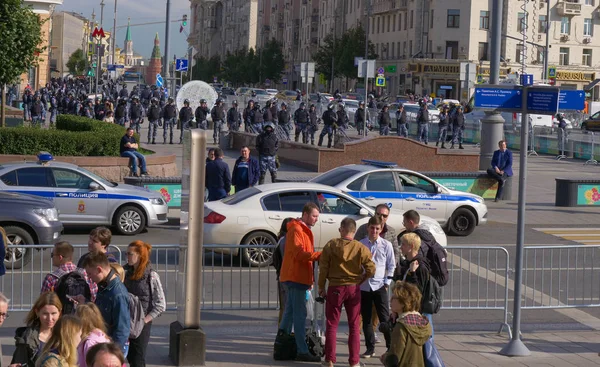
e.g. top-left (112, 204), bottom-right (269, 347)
top-left (203, 183), bottom-right (448, 267)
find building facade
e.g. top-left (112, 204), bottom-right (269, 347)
top-left (49, 11), bottom-right (88, 77)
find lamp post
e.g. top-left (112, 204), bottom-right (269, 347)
top-left (112, 0), bottom-right (117, 68)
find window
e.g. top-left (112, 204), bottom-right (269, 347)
top-left (430, 10), bottom-right (434, 29)
top-left (538, 15), bottom-right (547, 34)
top-left (585, 0), bottom-right (594, 5)
top-left (387, 15), bottom-right (391, 32)
top-left (315, 192), bottom-right (362, 215)
top-left (537, 49), bottom-right (546, 64)
top-left (403, 41), bottom-right (406, 56)
top-left (516, 45), bottom-right (525, 63)
top-left (365, 172), bottom-right (396, 192)
top-left (517, 12), bottom-right (526, 32)
top-left (584, 18), bottom-right (593, 36)
top-left (51, 169), bottom-right (93, 189)
top-left (583, 49), bottom-right (593, 66)
top-left (396, 173), bottom-right (436, 194)
top-left (404, 12), bottom-right (407, 30)
top-left (14, 168), bottom-right (52, 187)
top-left (310, 168), bottom-right (359, 186)
top-left (392, 42), bottom-right (395, 59)
top-left (0, 170), bottom-right (17, 186)
top-left (377, 17), bottom-right (380, 33)
top-left (223, 187), bottom-right (260, 205)
top-left (560, 47), bottom-right (570, 65)
top-left (480, 11), bottom-right (489, 30)
top-left (398, 13), bottom-right (402, 31)
top-left (392, 14), bottom-right (396, 31)
top-left (445, 41), bottom-right (458, 59)
top-left (410, 10), bottom-right (414, 28)
top-left (347, 176), bottom-right (365, 191)
top-left (382, 16), bottom-right (385, 33)
top-left (262, 194), bottom-right (281, 211)
top-left (278, 191), bottom-right (312, 212)
top-left (478, 42), bottom-right (489, 61)
top-left (409, 40), bottom-right (413, 56)
top-left (560, 17), bottom-right (570, 34)
top-left (447, 9), bottom-right (460, 28)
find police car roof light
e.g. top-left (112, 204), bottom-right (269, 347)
top-left (361, 159), bottom-right (398, 168)
top-left (37, 152), bottom-right (54, 164)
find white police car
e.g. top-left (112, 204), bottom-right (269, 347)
top-left (309, 160), bottom-right (488, 236)
top-left (0, 152), bottom-right (169, 235)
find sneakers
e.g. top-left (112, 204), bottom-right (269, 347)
top-left (350, 363), bottom-right (365, 367)
top-left (360, 351), bottom-right (375, 359)
top-left (295, 353), bottom-right (321, 362)
top-left (321, 361), bottom-right (334, 367)
top-left (141, 172), bottom-right (149, 176)
top-left (374, 332), bottom-right (381, 344)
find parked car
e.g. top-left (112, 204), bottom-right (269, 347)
top-left (0, 152), bottom-right (168, 236)
top-left (203, 183), bottom-right (448, 266)
top-left (309, 160), bottom-right (488, 236)
top-left (243, 89), bottom-right (272, 105)
top-left (581, 111), bottom-right (600, 132)
top-left (0, 191), bottom-right (63, 268)
top-left (387, 103), bottom-right (440, 129)
top-left (265, 89), bottom-right (279, 96)
top-left (275, 90), bottom-right (300, 101)
top-left (235, 87), bottom-right (252, 96)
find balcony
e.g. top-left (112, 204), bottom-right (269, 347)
top-left (557, 0), bottom-right (582, 16)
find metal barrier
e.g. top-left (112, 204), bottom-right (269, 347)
top-left (584, 131), bottom-right (598, 165)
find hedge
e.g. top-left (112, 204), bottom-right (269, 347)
top-left (0, 115), bottom-right (144, 156)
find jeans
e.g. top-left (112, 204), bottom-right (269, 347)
top-left (208, 188), bottom-right (227, 201)
top-left (127, 321), bottom-right (152, 367)
top-left (360, 286), bottom-right (391, 352)
top-left (437, 125), bottom-right (448, 144)
top-left (213, 119), bottom-right (223, 142)
top-left (116, 117), bottom-right (126, 126)
top-left (130, 118), bottom-right (142, 134)
top-left (121, 151), bottom-right (147, 175)
top-left (558, 128), bottom-right (566, 155)
top-left (325, 284), bottom-right (361, 365)
top-left (318, 125), bottom-right (334, 147)
top-left (418, 124), bottom-right (429, 144)
top-left (486, 168), bottom-right (508, 200)
top-left (279, 285), bottom-right (310, 355)
top-left (31, 116), bottom-right (43, 127)
top-left (424, 313), bottom-right (434, 340)
top-left (148, 120), bottom-right (159, 143)
top-left (163, 117), bottom-right (176, 143)
top-left (278, 281), bottom-right (288, 326)
top-left (379, 125), bottom-right (390, 136)
top-left (397, 123), bottom-right (408, 137)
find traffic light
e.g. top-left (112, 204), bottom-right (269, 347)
top-left (182, 14), bottom-right (187, 26)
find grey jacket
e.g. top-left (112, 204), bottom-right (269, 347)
top-left (11, 326), bottom-right (40, 367)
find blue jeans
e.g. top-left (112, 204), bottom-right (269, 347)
top-left (418, 124), bottom-right (429, 144)
top-left (279, 285), bottom-right (309, 355)
top-left (397, 123), bottom-right (408, 137)
top-left (121, 151), bottom-right (147, 174)
top-left (424, 313), bottom-right (434, 340)
top-left (380, 125), bottom-right (390, 136)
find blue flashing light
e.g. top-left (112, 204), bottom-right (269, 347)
top-left (361, 159), bottom-right (398, 168)
top-left (37, 152), bottom-right (54, 163)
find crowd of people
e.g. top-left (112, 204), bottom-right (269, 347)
top-left (1, 226), bottom-right (165, 367)
top-left (273, 202), bottom-right (448, 367)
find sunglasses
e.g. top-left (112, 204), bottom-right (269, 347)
top-left (377, 213), bottom-right (389, 218)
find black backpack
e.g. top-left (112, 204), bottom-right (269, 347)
top-left (421, 274), bottom-right (442, 314)
top-left (271, 241), bottom-right (284, 279)
top-left (55, 271), bottom-right (91, 314)
top-left (403, 229), bottom-right (449, 286)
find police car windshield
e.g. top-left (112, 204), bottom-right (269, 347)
top-left (309, 168), bottom-right (360, 186)
top-left (77, 167), bottom-right (117, 187)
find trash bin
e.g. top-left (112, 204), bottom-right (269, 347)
top-left (124, 176), bottom-right (182, 208)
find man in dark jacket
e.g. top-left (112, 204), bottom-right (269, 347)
top-left (396, 104), bottom-right (408, 137)
top-left (256, 122), bottom-right (279, 184)
top-left (178, 99), bottom-right (194, 144)
top-left (129, 96), bottom-right (144, 134)
top-left (162, 97), bottom-right (178, 144)
top-left (379, 104), bottom-right (391, 136)
top-left (211, 98), bottom-right (226, 144)
top-left (437, 105), bottom-right (450, 148)
top-left (205, 148), bottom-right (231, 201)
top-left (147, 98), bottom-right (161, 144)
top-left (294, 102), bottom-right (309, 143)
top-left (451, 105), bottom-right (465, 149)
top-left (277, 102), bottom-right (292, 140)
top-left (231, 146), bottom-right (260, 192)
top-left (195, 99), bottom-right (209, 130)
top-left (227, 100), bottom-right (241, 131)
top-left (318, 103), bottom-right (337, 148)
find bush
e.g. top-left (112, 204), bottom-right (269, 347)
top-left (0, 115), bottom-right (143, 156)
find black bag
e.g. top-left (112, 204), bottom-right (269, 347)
top-left (55, 271), bottom-right (91, 314)
top-left (273, 330), bottom-right (297, 360)
top-left (413, 229), bottom-right (449, 286)
top-left (421, 274), bottom-right (442, 315)
top-left (271, 242), bottom-right (284, 278)
top-left (306, 331), bottom-right (324, 357)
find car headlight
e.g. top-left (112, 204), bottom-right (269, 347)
top-left (150, 198), bottom-right (165, 205)
top-left (33, 208), bottom-right (59, 222)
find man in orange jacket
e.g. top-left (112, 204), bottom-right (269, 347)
top-left (278, 202), bottom-right (322, 362)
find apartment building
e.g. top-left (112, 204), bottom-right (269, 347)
top-left (50, 12), bottom-right (89, 76)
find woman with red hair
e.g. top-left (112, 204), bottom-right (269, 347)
top-left (123, 241), bottom-right (165, 367)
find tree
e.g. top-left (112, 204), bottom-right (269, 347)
top-left (313, 33), bottom-right (340, 84)
top-left (0, 0), bottom-right (45, 127)
top-left (259, 39), bottom-right (285, 83)
top-left (66, 49), bottom-right (87, 76)
top-left (191, 55), bottom-right (221, 83)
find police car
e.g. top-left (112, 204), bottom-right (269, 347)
top-left (309, 160), bottom-right (488, 236)
top-left (0, 152), bottom-right (169, 235)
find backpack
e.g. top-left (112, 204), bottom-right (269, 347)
top-left (55, 271), bottom-right (91, 314)
top-left (413, 229), bottom-right (449, 286)
top-left (421, 274), bottom-right (442, 315)
top-left (127, 292), bottom-right (146, 339)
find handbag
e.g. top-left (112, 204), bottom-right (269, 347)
top-left (423, 338), bottom-right (445, 367)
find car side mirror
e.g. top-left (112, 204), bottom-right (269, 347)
top-left (359, 208), bottom-right (369, 216)
top-left (436, 185), bottom-right (443, 194)
top-left (89, 182), bottom-right (100, 191)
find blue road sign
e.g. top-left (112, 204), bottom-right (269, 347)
top-left (377, 67), bottom-right (385, 74)
top-left (176, 58), bottom-right (188, 71)
top-left (156, 74), bottom-right (164, 87)
top-left (115, 64), bottom-right (124, 69)
top-left (520, 74), bottom-right (534, 86)
top-left (559, 90), bottom-right (586, 111)
top-left (526, 87), bottom-right (559, 115)
top-left (282, 78), bottom-right (288, 84)
top-left (106, 64), bottom-right (116, 71)
top-left (474, 86), bottom-right (523, 111)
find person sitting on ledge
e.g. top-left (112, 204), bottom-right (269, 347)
top-left (486, 140), bottom-right (513, 202)
top-left (120, 127), bottom-right (149, 177)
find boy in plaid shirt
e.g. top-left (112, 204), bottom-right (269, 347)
top-left (41, 241), bottom-right (88, 293)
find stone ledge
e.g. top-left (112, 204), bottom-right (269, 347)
top-left (0, 154), bottom-right (178, 182)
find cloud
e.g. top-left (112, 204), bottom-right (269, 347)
top-left (56, 0), bottom-right (190, 60)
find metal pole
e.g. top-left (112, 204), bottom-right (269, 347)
top-left (364, 0), bottom-right (371, 138)
top-left (100, 0), bottom-right (105, 26)
top-left (164, 0), bottom-right (171, 78)
top-left (543, 0), bottom-right (551, 80)
top-left (188, 47), bottom-right (193, 81)
top-left (112, 0), bottom-right (117, 77)
top-left (489, 0), bottom-right (502, 85)
top-left (499, 87), bottom-right (531, 357)
top-left (89, 11), bottom-right (96, 95)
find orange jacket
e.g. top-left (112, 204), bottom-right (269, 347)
top-left (279, 219), bottom-right (322, 286)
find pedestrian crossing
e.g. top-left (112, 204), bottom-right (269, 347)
top-left (535, 228), bottom-right (600, 245)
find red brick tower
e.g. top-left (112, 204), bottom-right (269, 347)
top-left (146, 33), bottom-right (162, 85)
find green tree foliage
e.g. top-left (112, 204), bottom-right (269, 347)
top-left (259, 39), bottom-right (285, 83)
top-left (191, 55), bottom-right (221, 83)
top-left (66, 49), bottom-right (87, 76)
top-left (0, 0), bottom-right (45, 126)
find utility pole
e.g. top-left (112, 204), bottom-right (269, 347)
top-left (112, 0), bottom-right (117, 71)
top-left (100, 0), bottom-right (105, 26)
top-left (89, 10), bottom-right (96, 94)
top-left (164, 0), bottom-right (172, 78)
top-left (542, 0), bottom-right (551, 80)
top-left (364, 0), bottom-right (371, 100)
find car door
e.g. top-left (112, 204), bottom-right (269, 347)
top-left (50, 168), bottom-right (109, 223)
top-left (348, 171), bottom-right (400, 210)
top-left (587, 111), bottom-right (600, 131)
top-left (311, 190), bottom-right (366, 250)
top-left (1, 166), bottom-right (55, 200)
top-left (396, 172), bottom-right (447, 222)
top-left (262, 190), bottom-right (321, 246)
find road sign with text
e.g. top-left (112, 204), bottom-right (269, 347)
top-left (474, 86), bottom-right (523, 111)
top-left (559, 90), bottom-right (586, 111)
top-left (526, 87), bottom-right (560, 115)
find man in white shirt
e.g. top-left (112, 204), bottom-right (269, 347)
top-left (359, 215), bottom-right (396, 359)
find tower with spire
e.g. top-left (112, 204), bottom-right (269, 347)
top-left (124, 18), bottom-right (133, 66)
top-left (146, 33), bottom-right (163, 85)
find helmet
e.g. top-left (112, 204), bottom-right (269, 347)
top-left (368, 94), bottom-right (375, 99)
top-left (168, 97), bottom-right (174, 103)
top-left (232, 100), bottom-right (238, 106)
top-left (151, 97), bottom-right (158, 103)
top-left (281, 102), bottom-right (287, 107)
top-left (216, 97), bottom-right (223, 104)
top-left (556, 112), bottom-right (565, 119)
top-left (132, 95), bottom-right (139, 101)
top-left (200, 98), bottom-right (207, 104)
top-left (264, 122), bottom-right (275, 130)
top-left (299, 102), bottom-right (305, 108)
top-left (359, 100), bottom-right (365, 106)
top-left (418, 99), bottom-right (426, 107)
top-left (254, 103), bottom-right (261, 110)
top-left (296, 89), bottom-right (301, 93)
top-left (338, 102), bottom-right (345, 109)
top-left (327, 103), bottom-right (335, 110)
top-left (397, 103), bottom-right (404, 109)
top-left (184, 98), bottom-right (190, 105)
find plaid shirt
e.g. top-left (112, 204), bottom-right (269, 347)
top-left (41, 262), bottom-right (97, 302)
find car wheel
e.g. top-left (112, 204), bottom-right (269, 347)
top-left (447, 208), bottom-right (477, 237)
top-left (114, 206), bottom-right (146, 235)
top-left (241, 231), bottom-right (277, 267)
top-left (3, 226), bottom-right (33, 269)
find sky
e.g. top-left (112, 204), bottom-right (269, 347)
top-left (57, 0), bottom-right (190, 60)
